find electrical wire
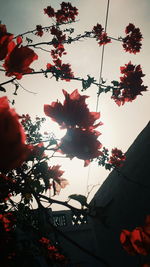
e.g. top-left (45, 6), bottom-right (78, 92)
top-left (96, 0), bottom-right (110, 112)
top-left (86, 0), bottom-right (111, 198)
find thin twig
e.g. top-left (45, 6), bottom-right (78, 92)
top-left (0, 77), bottom-right (16, 86)
top-left (15, 80), bottom-right (37, 95)
top-left (39, 194), bottom-right (81, 212)
top-left (14, 20), bottom-right (79, 39)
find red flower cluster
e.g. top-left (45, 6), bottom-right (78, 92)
top-left (48, 165), bottom-right (68, 195)
top-left (28, 143), bottom-right (45, 160)
top-left (120, 215), bottom-right (150, 256)
top-left (92, 23), bottom-right (111, 46)
top-left (48, 165), bottom-right (64, 179)
top-left (56, 2), bottom-right (78, 23)
top-left (51, 44), bottom-right (66, 59)
top-left (50, 26), bottom-right (66, 48)
top-left (35, 25), bottom-right (44, 37)
top-left (0, 96), bottom-right (29, 172)
top-left (39, 237), bottom-right (67, 263)
top-left (47, 26), bottom-right (72, 80)
top-left (44, 6), bottom-right (55, 18)
top-left (109, 148), bottom-right (126, 168)
top-left (0, 24), bottom-right (38, 79)
top-left (3, 36), bottom-right (38, 79)
top-left (111, 62), bottom-right (147, 106)
top-left (47, 59), bottom-right (74, 81)
top-left (122, 23), bottom-right (143, 54)
top-left (20, 113), bottom-right (31, 124)
top-left (45, 25), bottom-right (69, 79)
top-left (44, 89), bottom-right (103, 166)
top-left (44, 89), bottom-right (102, 129)
top-left (60, 128), bottom-right (102, 166)
top-left (44, 2), bottom-right (78, 23)
top-left (0, 213), bottom-right (15, 232)
top-left (0, 24), bottom-right (13, 61)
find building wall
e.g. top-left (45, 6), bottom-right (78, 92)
top-left (52, 209), bottom-right (101, 266)
top-left (90, 122), bottom-right (150, 267)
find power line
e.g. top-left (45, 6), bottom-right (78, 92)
top-left (86, 0), bottom-right (111, 198)
top-left (96, 0), bottom-right (110, 112)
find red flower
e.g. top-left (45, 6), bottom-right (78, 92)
top-left (48, 165), bottom-right (64, 179)
top-left (120, 216), bottom-right (150, 256)
top-left (0, 213), bottom-right (15, 232)
top-left (122, 23), bottom-right (143, 54)
top-left (48, 165), bottom-right (68, 195)
top-left (0, 96), bottom-right (29, 172)
top-left (27, 143), bottom-right (45, 160)
top-left (44, 89), bottom-right (102, 130)
top-left (3, 38), bottom-right (38, 79)
top-left (39, 236), bottom-right (67, 263)
top-left (35, 25), bottom-right (44, 37)
top-left (92, 23), bottom-right (111, 46)
top-left (50, 26), bottom-right (66, 48)
top-left (109, 148), bottom-right (126, 168)
top-left (59, 128), bottom-right (102, 166)
top-left (20, 113), bottom-right (31, 124)
top-left (46, 59), bottom-right (74, 81)
top-left (55, 2), bottom-right (78, 23)
top-left (120, 230), bottom-right (137, 255)
top-left (0, 24), bottom-right (13, 60)
top-left (93, 24), bottom-right (103, 36)
top-left (111, 62), bottom-right (147, 106)
top-left (44, 100), bottom-right (64, 126)
top-left (51, 44), bottom-right (66, 59)
top-left (99, 32), bottom-right (111, 45)
top-left (44, 6), bottom-right (55, 18)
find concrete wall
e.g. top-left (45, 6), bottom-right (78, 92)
top-left (52, 210), bottom-right (101, 266)
top-left (90, 122), bottom-right (150, 267)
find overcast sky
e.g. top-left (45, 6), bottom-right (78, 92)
top-left (0, 0), bottom-right (150, 209)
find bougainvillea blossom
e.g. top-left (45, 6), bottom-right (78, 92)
top-left (44, 2), bottom-right (78, 23)
top-left (59, 128), bottom-right (102, 166)
top-left (51, 44), bottom-right (66, 59)
top-left (109, 148), bottom-right (126, 168)
top-left (122, 23), bottom-right (143, 54)
top-left (55, 2), bottom-right (78, 23)
top-left (50, 26), bottom-right (66, 48)
top-left (39, 237), bottom-right (67, 264)
top-left (111, 62), bottom-right (147, 106)
top-left (92, 23), bottom-right (111, 46)
top-left (46, 59), bottom-right (74, 81)
top-left (35, 25), bottom-right (44, 37)
top-left (27, 143), bottom-right (45, 160)
top-left (44, 6), bottom-right (55, 18)
top-left (120, 215), bottom-right (150, 256)
top-left (48, 165), bottom-right (64, 179)
top-left (3, 38), bottom-right (38, 79)
top-left (44, 89), bottom-right (102, 130)
top-left (0, 96), bottom-right (29, 172)
top-left (0, 24), bottom-right (14, 61)
top-left (0, 213), bottom-right (15, 232)
top-left (48, 165), bottom-right (69, 195)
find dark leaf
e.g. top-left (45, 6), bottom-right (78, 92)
top-left (0, 86), bottom-right (6, 92)
top-left (69, 194), bottom-right (87, 206)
